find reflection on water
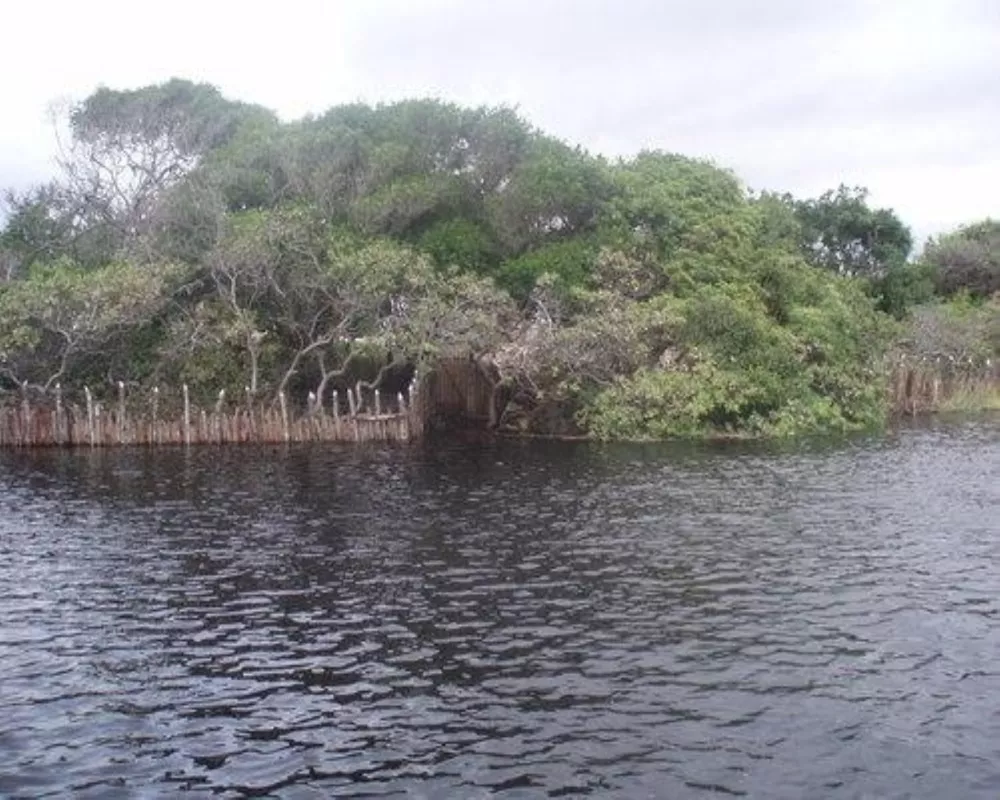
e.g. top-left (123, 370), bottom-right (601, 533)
top-left (1, 417), bottom-right (999, 798)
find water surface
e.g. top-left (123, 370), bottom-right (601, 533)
top-left (2, 417), bottom-right (999, 798)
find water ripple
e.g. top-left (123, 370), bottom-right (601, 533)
top-left (1, 417), bottom-right (999, 798)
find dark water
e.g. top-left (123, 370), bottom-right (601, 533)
top-left (1, 418), bottom-right (999, 799)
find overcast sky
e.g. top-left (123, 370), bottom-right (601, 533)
top-left (3, 0), bottom-right (997, 244)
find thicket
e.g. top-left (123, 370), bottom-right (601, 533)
top-left (1, 79), bottom-right (996, 438)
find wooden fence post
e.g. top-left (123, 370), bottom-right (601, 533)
top-left (407, 376), bottom-right (421, 437)
top-left (279, 391), bottom-right (290, 442)
top-left (20, 385), bottom-right (31, 447)
top-left (118, 381), bottom-right (126, 445)
top-left (85, 387), bottom-right (95, 447)
top-left (333, 390), bottom-right (341, 439)
top-left (152, 386), bottom-right (160, 445)
top-left (55, 383), bottom-right (64, 446)
top-left (347, 388), bottom-right (361, 441)
top-left (183, 384), bottom-right (191, 446)
top-left (397, 391), bottom-right (407, 440)
top-left (242, 387), bottom-right (249, 442)
top-left (216, 389), bottom-right (226, 444)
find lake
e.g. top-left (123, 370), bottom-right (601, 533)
top-left (1, 417), bottom-right (999, 798)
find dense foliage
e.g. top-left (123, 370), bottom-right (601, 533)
top-left (1, 80), bottom-right (996, 438)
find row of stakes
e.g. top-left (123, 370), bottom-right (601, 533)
top-left (9, 374), bottom-right (423, 446)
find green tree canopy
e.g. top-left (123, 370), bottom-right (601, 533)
top-left (792, 185), bottom-right (912, 277)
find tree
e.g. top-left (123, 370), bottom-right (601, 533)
top-left (145, 175), bottom-right (228, 265)
top-left (349, 174), bottom-right (467, 237)
top-left (0, 181), bottom-right (130, 272)
top-left (0, 259), bottom-right (185, 392)
top-left (749, 190), bottom-right (803, 253)
top-left (496, 238), bottom-right (597, 300)
top-left (793, 185), bottom-right (912, 277)
top-left (923, 219), bottom-right (1000, 298)
top-left (417, 217), bottom-right (498, 272)
top-left (327, 99), bottom-right (532, 198)
top-left (599, 152), bottom-right (757, 293)
top-left (53, 79), bottom-right (275, 259)
top-left (487, 137), bottom-right (612, 254)
top-left (200, 208), bottom-right (494, 401)
top-left (1, 185), bottom-right (73, 275)
top-left (275, 121), bottom-right (369, 216)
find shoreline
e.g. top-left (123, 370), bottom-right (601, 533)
top-left (2, 362), bottom-right (996, 451)
top-left (3, 404), bottom-right (997, 451)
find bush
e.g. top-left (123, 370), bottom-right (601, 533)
top-left (577, 265), bottom-right (894, 439)
top-left (901, 296), bottom-right (1000, 364)
top-left (874, 261), bottom-right (937, 318)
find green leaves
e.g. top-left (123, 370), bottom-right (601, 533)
top-left (417, 218), bottom-right (497, 272)
top-left (0, 259), bottom-right (187, 390)
top-left (70, 78), bottom-right (275, 159)
top-left (496, 238), bottom-right (597, 301)
top-left (793, 185), bottom-right (912, 277)
top-left (487, 137), bottom-right (612, 254)
top-left (577, 258), bottom-right (894, 439)
top-left (603, 152), bottom-right (750, 260)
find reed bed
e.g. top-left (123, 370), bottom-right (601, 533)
top-left (889, 356), bottom-right (999, 416)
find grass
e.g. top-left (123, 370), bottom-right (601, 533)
top-left (938, 383), bottom-right (1000, 412)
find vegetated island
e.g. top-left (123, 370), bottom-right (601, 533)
top-left (0, 79), bottom-right (997, 447)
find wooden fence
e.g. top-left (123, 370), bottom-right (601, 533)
top-left (4, 356), bottom-right (997, 448)
top-left (0, 380), bottom-right (425, 448)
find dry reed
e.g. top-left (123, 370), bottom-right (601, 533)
top-left (888, 356), bottom-right (999, 416)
